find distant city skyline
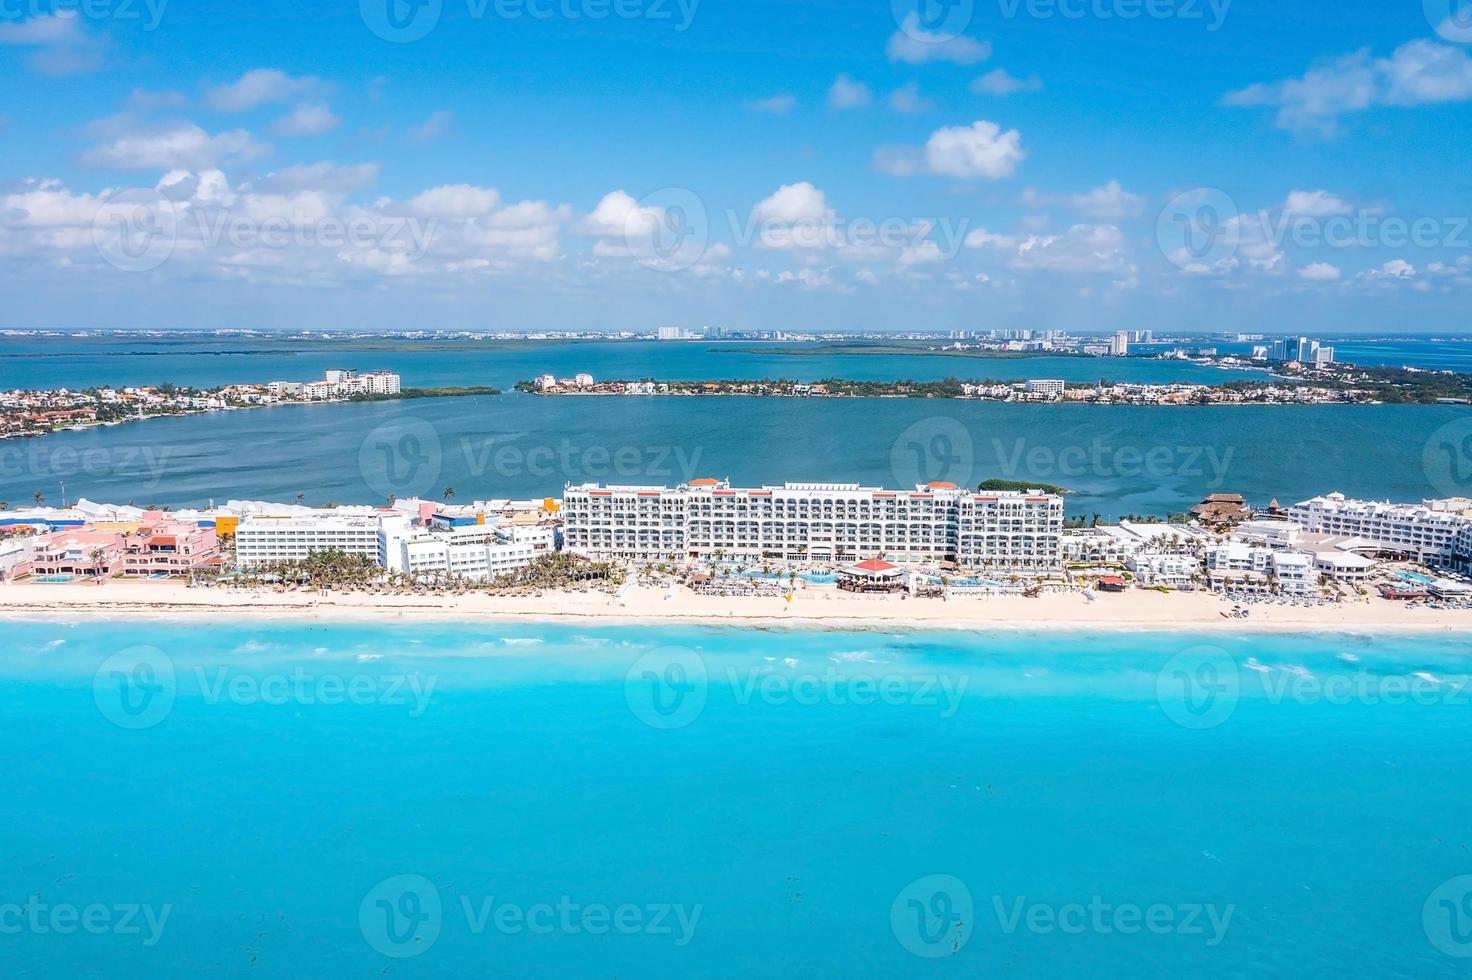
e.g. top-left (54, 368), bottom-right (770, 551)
top-left (2, 1), bottom-right (1470, 332)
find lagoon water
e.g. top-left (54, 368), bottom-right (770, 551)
top-left (3, 336), bottom-right (1472, 515)
top-left (2, 620), bottom-right (1471, 977)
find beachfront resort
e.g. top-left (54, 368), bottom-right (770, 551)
top-left (5, 482), bottom-right (1472, 613)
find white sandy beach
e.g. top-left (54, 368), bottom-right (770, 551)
top-left (3, 579), bottom-right (1471, 633)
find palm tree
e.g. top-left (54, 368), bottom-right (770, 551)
top-left (442, 487), bottom-right (456, 502)
top-left (295, 493), bottom-right (305, 506)
top-left (0, 501), bottom-right (8, 512)
top-left (32, 491), bottom-right (44, 507)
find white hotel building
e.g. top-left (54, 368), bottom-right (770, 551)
top-left (561, 479), bottom-right (1064, 573)
top-left (1288, 492), bottom-right (1472, 568)
top-left (234, 514), bottom-right (405, 567)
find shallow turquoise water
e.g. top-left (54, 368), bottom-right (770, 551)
top-left (3, 620), bottom-right (1471, 977)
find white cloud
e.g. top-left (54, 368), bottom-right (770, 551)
top-left (81, 125), bottom-right (272, 170)
top-left (828, 74), bottom-right (871, 110)
top-left (1223, 40), bottom-right (1472, 133)
top-left (407, 110), bottom-right (453, 143)
top-left (921, 120), bottom-right (1024, 179)
top-left (577, 190), bottom-right (661, 237)
top-left (1358, 258), bottom-right (1417, 281)
top-left (887, 15), bottom-right (991, 65)
top-left (408, 184), bottom-right (501, 218)
top-left (1026, 180), bottom-right (1144, 219)
top-left (1298, 262), bottom-right (1342, 281)
top-left (1011, 223), bottom-right (1134, 278)
top-left (252, 162), bottom-right (381, 193)
top-left (0, 12), bottom-right (104, 75)
top-left (752, 181), bottom-right (829, 223)
top-left (747, 94), bottom-right (796, 115)
top-left (206, 69), bottom-right (321, 112)
top-left (889, 82), bottom-right (934, 114)
top-left (1283, 189), bottom-right (1352, 217)
top-left (963, 228), bottom-right (1017, 250)
top-left (270, 102), bottom-right (340, 137)
top-left (970, 69), bottom-right (1043, 96)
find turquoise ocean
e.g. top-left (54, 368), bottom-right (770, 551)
top-left (3, 619), bottom-right (1472, 977)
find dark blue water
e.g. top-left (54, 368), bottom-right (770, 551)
top-left (3, 621), bottom-right (1471, 977)
top-left (1, 395), bottom-right (1467, 518)
top-left (4, 336), bottom-right (1472, 515)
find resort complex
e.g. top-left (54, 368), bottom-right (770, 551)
top-left (5, 482), bottom-right (1472, 605)
top-left (560, 480), bottom-right (1064, 572)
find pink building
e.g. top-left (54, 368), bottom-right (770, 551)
top-left (29, 530), bottom-right (126, 578)
top-left (25, 523), bottom-right (219, 579)
top-left (118, 523), bottom-right (220, 577)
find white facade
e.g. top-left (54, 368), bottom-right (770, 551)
top-left (1205, 543), bottom-right (1318, 593)
top-left (234, 514), bottom-right (406, 567)
top-left (1126, 553), bottom-right (1199, 589)
top-left (1289, 492), bottom-right (1472, 567)
top-left (1025, 379), bottom-right (1066, 396)
top-left (399, 528), bottom-right (538, 582)
top-left (561, 480), bottom-right (1064, 573)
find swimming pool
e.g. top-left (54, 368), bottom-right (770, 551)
top-left (32, 575), bottom-right (75, 584)
top-left (1398, 571), bottom-right (1435, 586)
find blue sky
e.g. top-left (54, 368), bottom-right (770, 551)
top-left (1, 0), bottom-right (1470, 332)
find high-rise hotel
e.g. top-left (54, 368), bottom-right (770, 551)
top-left (561, 480), bottom-right (1065, 573)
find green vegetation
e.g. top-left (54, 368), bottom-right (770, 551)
top-left (487, 552), bottom-right (625, 590)
top-left (977, 478), bottom-right (1069, 495)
